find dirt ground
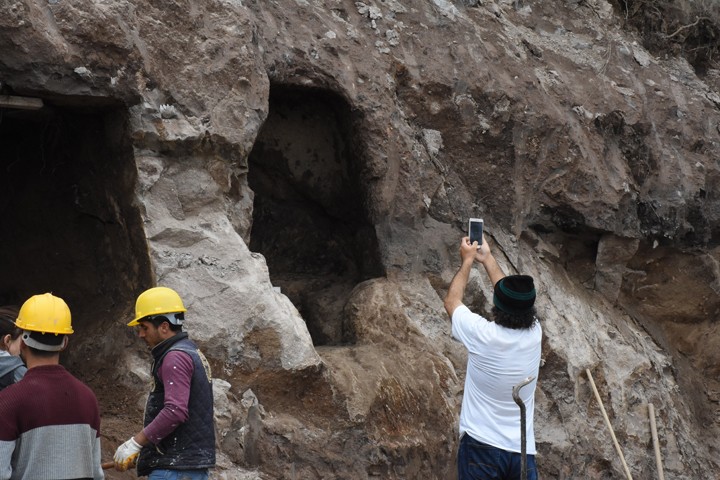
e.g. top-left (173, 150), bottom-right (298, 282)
top-left (81, 362), bottom-right (145, 479)
top-left (91, 375), bottom-right (143, 479)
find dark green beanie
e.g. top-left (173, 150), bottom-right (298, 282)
top-left (493, 275), bottom-right (536, 314)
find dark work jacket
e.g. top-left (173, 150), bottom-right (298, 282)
top-left (137, 332), bottom-right (216, 476)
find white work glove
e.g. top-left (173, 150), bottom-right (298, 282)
top-left (114, 437), bottom-right (142, 472)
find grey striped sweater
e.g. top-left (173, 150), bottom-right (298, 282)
top-left (0, 365), bottom-right (104, 480)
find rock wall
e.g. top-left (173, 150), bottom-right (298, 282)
top-left (1, 0), bottom-right (720, 478)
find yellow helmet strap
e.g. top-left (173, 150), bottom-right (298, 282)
top-left (21, 330), bottom-right (68, 352)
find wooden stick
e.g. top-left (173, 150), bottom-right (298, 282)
top-left (0, 95), bottom-right (43, 110)
top-left (586, 369), bottom-right (634, 480)
top-left (101, 462), bottom-right (115, 470)
top-left (648, 403), bottom-right (665, 480)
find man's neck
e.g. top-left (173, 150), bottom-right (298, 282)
top-left (25, 353), bottom-right (60, 369)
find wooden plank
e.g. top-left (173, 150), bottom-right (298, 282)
top-left (0, 95), bottom-right (44, 110)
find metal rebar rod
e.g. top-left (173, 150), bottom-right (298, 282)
top-left (513, 376), bottom-right (535, 480)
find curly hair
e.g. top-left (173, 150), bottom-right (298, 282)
top-left (491, 306), bottom-right (538, 330)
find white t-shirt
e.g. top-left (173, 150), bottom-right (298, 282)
top-left (451, 304), bottom-right (542, 454)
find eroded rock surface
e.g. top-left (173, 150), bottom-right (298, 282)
top-left (1, 0), bottom-right (720, 478)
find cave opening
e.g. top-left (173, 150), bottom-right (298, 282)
top-left (248, 86), bottom-right (384, 346)
top-left (0, 96), bottom-right (152, 358)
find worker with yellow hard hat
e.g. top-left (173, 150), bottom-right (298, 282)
top-left (0, 293), bottom-right (104, 479)
top-left (114, 286), bottom-right (215, 478)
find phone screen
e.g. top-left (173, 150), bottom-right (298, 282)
top-left (469, 219), bottom-right (483, 246)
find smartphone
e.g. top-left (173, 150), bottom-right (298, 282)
top-left (468, 218), bottom-right (483, 248)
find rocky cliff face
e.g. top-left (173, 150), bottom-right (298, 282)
top-left (1, 0), bottom-right (719, 478)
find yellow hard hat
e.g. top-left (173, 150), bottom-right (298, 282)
top-left (15, 293), bottom-right (73, 335)
top-left (129, 286), bottom-right (187, 326)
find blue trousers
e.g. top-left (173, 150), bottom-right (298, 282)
top-left (458, 434), bottom-right (538, 480)
top-left (148, 469), bottom-right (209, 480)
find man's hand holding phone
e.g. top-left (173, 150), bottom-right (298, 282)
top-left (468, 218), bottom-right (483, 250)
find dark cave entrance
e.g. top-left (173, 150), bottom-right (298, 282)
top-left (248, 86), bottom-right (384, 346)
top-left (0, 95), bottom-right (152, 350)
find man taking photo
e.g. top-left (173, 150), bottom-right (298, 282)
top-left (444, 235), bottom-right (542, 480)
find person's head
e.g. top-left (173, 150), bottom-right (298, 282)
top-left (0, 306), bottom-right (22, 356)
top-left (137, 314), bottom-right (184, 348)
top-left (15, 293), bottom-right (73, 362)
top-left (128, 286), bottom-right (186, 348)
top-left (492, 275), bottom-right (537, 330)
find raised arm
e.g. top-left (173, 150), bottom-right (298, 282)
top-left (444, 242), bottom-right (474, 318)
top-left (444, 235), bottom-right (506, 318)
top-left (480, 248), bottom-right (505, 287)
